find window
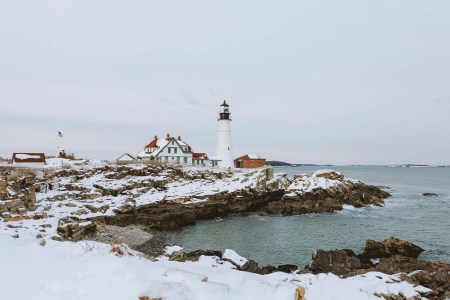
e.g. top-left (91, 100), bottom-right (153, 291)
top-left (174, 148), bottom-right (177, 154)
top-left (184, 157), bottom-right (187, 163)
top-left (177, 157), bottom-right (180, 162)
top-left (168, 148), bottom-right (171, 153)
top-left (172, 157), bottom-right (174, 160)
top-left (172, 141), bottom-right (175, 145)
top-left (165, 157), bottom-right (168, 161)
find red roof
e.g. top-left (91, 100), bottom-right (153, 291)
top-left (193, 153), bottom-right (208, 160)
top-left (235, 154), bottom-right (266, 161)
top-left (145, 137), bottom-right (158, 148)
top-left (12, 153), bottom-right (46, 163)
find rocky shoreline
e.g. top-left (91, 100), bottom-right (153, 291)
top-left (309, 238), bottom-right (450, 298)
top-left (92, 168), bottom-right (390, 230)
top-left (1, 163), bottom-right (449, 299)
top-left (2, 164), bottom-right (391, 239)
top-left (162, 237), bottom-right (449, 299)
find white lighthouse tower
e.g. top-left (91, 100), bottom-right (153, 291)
top-left (216, 101), bottom-right (234, 168)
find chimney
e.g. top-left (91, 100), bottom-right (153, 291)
top-left (154, 135), bottom-right (157, 139)
top-left (166, 133), bottom-right (170, 140)
top-left (178, 136), bottom-right (181, 141)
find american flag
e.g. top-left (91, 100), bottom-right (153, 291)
top-left (58, 131), bottom-right (63, 138)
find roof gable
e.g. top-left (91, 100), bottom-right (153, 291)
top-left (137, 135), bottom-right (194, 159)
top-left (117, 153), bottom-right (135, 161)
top-left (193, 153), bottom-right (208, 160)
top-left (155, 137), bottom-right (192, 156)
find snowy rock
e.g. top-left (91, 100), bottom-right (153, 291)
top-left (164, 245), bottom-right (183, 256)
top-left (186, 249), bottom-right (222, 261)
top-left (309, 238), bottom-right (450, 298)
top-left (57, 217), bottom-right (97, 241)
top-left (113, 201), bottom-right (135, 214)
top-left (168, 250), bottom-right (187, 262)
top-left (223, 249), bottom-right (249, 268)
top-left (264, 170), bottom-right (389, 216)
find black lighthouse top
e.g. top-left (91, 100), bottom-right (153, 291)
top-left (219, 101), bottom-right (231, 120)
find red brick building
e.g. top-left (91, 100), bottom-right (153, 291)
top-left (12, 153), bottom-right (46, 168)
top-left (234, 154), bottom-right (266, 169)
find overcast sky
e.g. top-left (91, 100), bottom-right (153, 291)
top-left (1, 0), bottom-right (449, 165)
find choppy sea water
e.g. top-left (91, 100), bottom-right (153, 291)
top-left (168, 166), bottom-right (450, 267)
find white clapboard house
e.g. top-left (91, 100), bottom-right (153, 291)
top-left (136, 134), bottom-right (220, 167)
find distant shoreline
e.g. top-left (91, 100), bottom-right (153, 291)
top-left (267, 161), bottom-right (448, 168)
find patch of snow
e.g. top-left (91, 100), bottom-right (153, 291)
top-left (223, 249), bottom-right (248, 267)
top-left (16, 154), bottom-right (42, 159)
top-left (342, 204), bottom-right (356, 210)
top-left (165, 245), bottom-right (183, 256)
top-left (6, 187), bottom-right (17, 196)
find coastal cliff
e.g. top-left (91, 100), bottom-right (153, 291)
top-left (1, 164), bottom-right (389, 232)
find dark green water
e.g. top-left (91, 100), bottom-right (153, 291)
top-left (169, 166), bottom-right (450, 267)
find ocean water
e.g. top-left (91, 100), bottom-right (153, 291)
top-left (168, 166), bottom-right (450, 267)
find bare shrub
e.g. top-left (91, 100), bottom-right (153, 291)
top-left (81, 241), bottom-right (98, 253)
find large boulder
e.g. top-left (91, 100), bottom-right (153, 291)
top-left (57, 216), bottom-right (97, 241)
top-left (364, 237), bottom-right (424, 259)
top-left (309, 249), bottom-right (362, 275)
top-left (314, 170), bottom-right (344, 181)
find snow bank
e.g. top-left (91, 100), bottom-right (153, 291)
top-left (0, 233), bottom-right (430, 300)
top-left (45, 158), bottom-right (106, 169)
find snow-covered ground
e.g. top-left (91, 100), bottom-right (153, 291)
top-left (45, 158), bottom-right (107, 169)
top-left (0, 162), bottom-right (432, 299)
top-left (27, 165), bottom-right (276, 228)
top-left (0, 234), bottom-right (430, 300)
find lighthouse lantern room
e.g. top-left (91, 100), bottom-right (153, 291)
top-left (216, 101), bottom-right (234, 168)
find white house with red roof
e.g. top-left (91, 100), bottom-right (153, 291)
top-left (12, 153), bottom-right (46, 168)
top-left (136, 134), bottom-right (221, 167)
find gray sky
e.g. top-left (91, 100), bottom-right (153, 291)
top-left (1, 0), bottom-right (450, 165)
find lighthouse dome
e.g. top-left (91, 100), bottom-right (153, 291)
top-left (219, 101), bottom-right (231, 120)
